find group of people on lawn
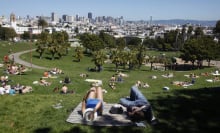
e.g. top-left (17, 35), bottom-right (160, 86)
top-left (2, 53), bottom-right (219, 125)
top-left (0, 75), bottom-right (33, 95)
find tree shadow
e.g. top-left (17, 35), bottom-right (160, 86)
top-left (72, 59), bottom-right (80, 62)
top-left (63, 125), bottom-right (145, 133)
top-left (103, 66), bottom-right (131, 73)
top-left (167, 64), bottom-right (212, 71)
top-left (33, 127), bottom-right (52, 133)
top-left (63, 126), bottom-right (87, 133)
top-left (150, 87), bottom-right (220, 133)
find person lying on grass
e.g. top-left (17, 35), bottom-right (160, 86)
top-left (81, 83), bottom-right (103, 121)
top-left (119, 81), bottom-right (158, 125)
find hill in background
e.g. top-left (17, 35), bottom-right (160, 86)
top-left (152, 19), bottom-right (217, 27)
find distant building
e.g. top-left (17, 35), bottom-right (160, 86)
top-left (149, 16), bottom-right (152, 27)
top-left (62, 14), bottom-right (68, 22)
top-left (76, 14), bottom-right (79, 21)
top-left (88, 12), bottom-right (92, 20)
top-left (51, 12), bottom-right (59, 23)
top-left (10, 13), bottom-right (16, 22)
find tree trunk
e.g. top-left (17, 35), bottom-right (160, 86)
top-left (150, 62), bottom-right (153, 70)
top-left (52, 53), bottom-right (55, 60)
top-left (207, 59), bottom-right (211, 67)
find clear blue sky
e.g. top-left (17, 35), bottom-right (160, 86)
top-left (1, 0), bottom-right (219, 20)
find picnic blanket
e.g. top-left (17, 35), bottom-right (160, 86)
top-left (85, 79), bottom-right (102, 86)
top-left (66, 102), bottom-right (134, 126)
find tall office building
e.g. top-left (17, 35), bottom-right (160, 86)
top-left (62, 14), bottom-right (68, 22)
top-left (51, 12), bottom-right (59, 23)
top-left (88, 12), bottom-right (92, 20)
top-left (149, 16), bottom-right (153, 27)
top-left (76, 14), bottom-right (79, 21)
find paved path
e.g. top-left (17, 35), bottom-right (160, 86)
top-left (8, 49), bottom-right (48, 70)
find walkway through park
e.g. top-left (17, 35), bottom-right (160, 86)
top-left (8, 49), bottom-right (48, 70)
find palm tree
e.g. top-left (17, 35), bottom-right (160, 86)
top-left (91, 50), bottom-right (107, 72)
top-left (127, 51), bottom-right (138, 70)
top-left (111, 50), bottom-right (121, 70)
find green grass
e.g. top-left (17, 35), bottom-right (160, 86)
top-left (0, 41), bottom-right (220, 133)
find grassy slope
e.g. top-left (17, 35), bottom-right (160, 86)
top-left (0, 41), bottom-right (220, 133)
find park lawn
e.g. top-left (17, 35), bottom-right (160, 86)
top-left (0, 42), bottom-right (220, 133)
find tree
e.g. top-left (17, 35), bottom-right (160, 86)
top-left (111, 50), bottom-right (122, 70)
top-left (79, 33), bottom-right (104, 53)
top-left (36, 31), bottom-right (70, 60)
top-left (21, 31), bottom-right (31, 40)
top-left (35, 45), bottom-right (45, 59)
top-left (50, 31), bottom-right (69, 59)
top-left (213, 20), bottom-right (220, 39)
top-left (0, 27), bottom-right (17, 41)
top-left (202, 37), bottom-right (219, 66)
top-left (127, 37), bottom-right (142, 49)
top-left (47, 43), bottom-right (59, 60)
top-left (180, 37), bottom-right (217, 68)
top-left (127, 51), bottom-right (138, 70)
top-left (36, 31), bottom-right (51, 59)
top-left (38, 18), bottom-right (48, 31)
top-left (74, 46), bottom-right (84, 62)
top-left (194, 27), bottom-right (204, 38)
top-left (146, 55), bottom-right (157, 70)
top-left (187, 26), bottom-right (193, 40)
top-left (116, 37), bottom-right (126, 50)
top-left (136, 44), bottom-right (146, 69)
top-left (99, 31), bottom-right (116, 48)
top-left (61, 31), bottom-right (70, 55)
top-left (180, 39), bottom-right (200, 67)
top-left (75, 27), bottom-right (79, 34)
top-left (143, 37), bottom-right (159, 50)
top-left (164, 30), bottom-right (179, 50)
top-left (91, 50), bottom-right (107, 72)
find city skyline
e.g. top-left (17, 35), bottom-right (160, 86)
top-left (1, 0), bottom-right (220, 21)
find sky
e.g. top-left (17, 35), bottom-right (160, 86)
top-left (0, 0), bottom-right (220, 21)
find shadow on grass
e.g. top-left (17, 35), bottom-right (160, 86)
top-left (168, 64), bottom-right (212, 71)
top-left (103, 66), bottom-right (131, 73)
top-left (32, 87), bottom-right (220, 133)
top-left (33, 127), bottom-right (51, 133)
top-left (151, 86), bottom-right (220, 133)
top-left (63, 126), bottom-right (145, 133)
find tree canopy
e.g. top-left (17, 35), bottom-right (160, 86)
top-left (36, 31), bottom-right (70, 60)
top-left (180, 37), bottom-right (219, 68)
top-left (79, 33), bottom-right (104, 52)
top-left (0, 27), bottom-right (17, 41)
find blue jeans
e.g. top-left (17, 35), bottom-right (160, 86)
top-left (120, 85), bottom-right (149, 107)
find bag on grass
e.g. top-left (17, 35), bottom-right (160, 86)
top-left (109, 104), bottom-right (124, 114)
